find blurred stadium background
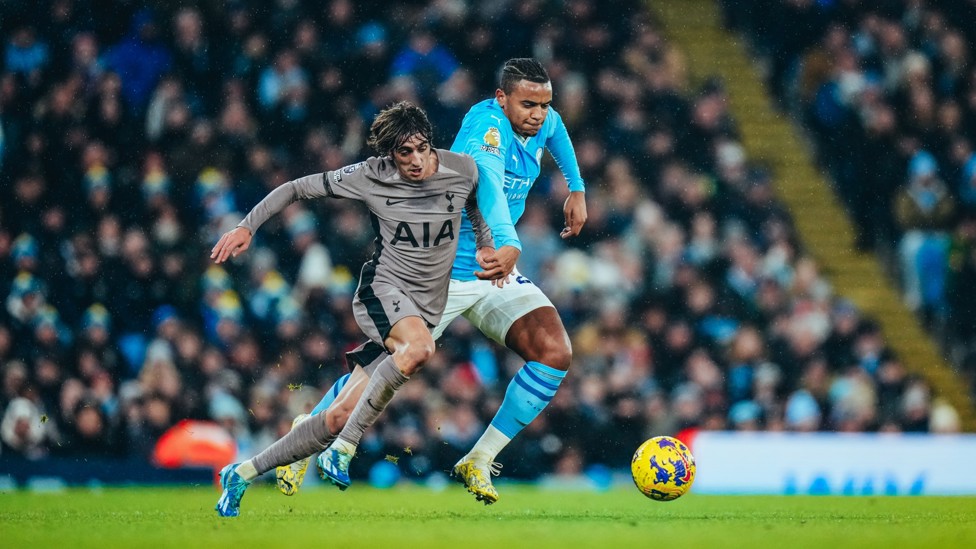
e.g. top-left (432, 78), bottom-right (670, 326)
top-left (2, 0), bottom-right (976, 501)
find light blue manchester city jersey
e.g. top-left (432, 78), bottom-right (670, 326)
top-left (450, 98), bottom-right (585, 281)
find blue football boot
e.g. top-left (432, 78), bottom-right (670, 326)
top-left (215, 463), bottom-right (251, 517)
top-left (317, 446), bottom-right (353, 490)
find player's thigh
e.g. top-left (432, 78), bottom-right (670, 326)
top-left (430, 278), bottom-right (487, 341)
top-left (385, 315), bottom-right (433, 349)
top-left (462, 271), bottom-right (555, 346)
top-left (352, 282), bottom-right (423, 346)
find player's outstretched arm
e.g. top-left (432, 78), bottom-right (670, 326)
top-left (211, 172), bottom-right (332, 263)
top-left (211, 227), bottom-right (253, 264)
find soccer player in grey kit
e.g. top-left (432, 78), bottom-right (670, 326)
top-left (213, 101), bottom-right (520, 517)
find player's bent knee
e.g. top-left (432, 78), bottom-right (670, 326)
top-left (542, 339), bottom-right (572, 371)
top-left (397, 340), bottom-right (434, 375)
top-left (508, 307), bottom-right (573, 370)
top-left (522, 332), bottom-right (571, 371)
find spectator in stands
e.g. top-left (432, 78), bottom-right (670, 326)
top-left (59, 397), bottom-right (118, 458)
top-left (1, 397), bottom-right (50, 459)
top-left (893, 152), bottom-right (956, 313)
top-left (104, 9), bottom-right (171, 115)
top-left (257, 49), bottom-right (311, 147)
top-left (390, 26), bottom-right (459, 92)
top-left (4, 26), bottom-right (49, 87)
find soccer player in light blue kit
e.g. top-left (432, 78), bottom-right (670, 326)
top-left (284, 58), bottom-right (587, 505)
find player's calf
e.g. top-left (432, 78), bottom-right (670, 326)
top-left (275, 414), bottom-right (311, 496)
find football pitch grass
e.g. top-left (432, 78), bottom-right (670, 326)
top-left (1, 485), bottom-right (974, 548)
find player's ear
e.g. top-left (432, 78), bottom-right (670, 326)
top-left (495, 88), bottom-right (506, 109)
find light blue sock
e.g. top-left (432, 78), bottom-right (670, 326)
top-left (311, 373), bottom-right (351, 415)
top-left (489, 361), bottom-right (567, 439)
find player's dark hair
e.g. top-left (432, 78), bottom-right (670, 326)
top-left (367, 101), bottom-right (434, 156)
top-left (499, 58), bottom-right (550, 94)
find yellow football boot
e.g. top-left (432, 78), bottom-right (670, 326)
top-left (452, 455), bottom-right (501, 505)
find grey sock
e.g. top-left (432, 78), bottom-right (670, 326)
top-left (337, 354), bottom-right (409, 447)
top-left (252, 412), bottom-right (334, 475)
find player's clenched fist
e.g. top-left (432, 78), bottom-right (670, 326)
top-left (211, 226), bottom-right (253, 264)
top-left (475, 245), bottom-right (520, 287)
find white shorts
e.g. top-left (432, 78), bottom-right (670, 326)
top-left (431, 269), bottom-right (555, 345)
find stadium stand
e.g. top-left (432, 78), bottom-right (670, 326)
top-left (718, 0), bottom-right (976, 412)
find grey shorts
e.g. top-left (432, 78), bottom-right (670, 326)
top-left (348, 281), bottom-right (433, 370)
top-left (352, 281), bottom-right (425, 345)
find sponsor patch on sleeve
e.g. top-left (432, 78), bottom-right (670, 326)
top-left (480, 127), bottom-right (502, 156)
top-left (483, 127), bottom-right (501, 147)
top-left (341, 161), bottom-right (365, 175)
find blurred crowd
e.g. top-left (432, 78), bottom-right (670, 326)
top-left (723, 0), bottom-right (976, 386)
top-left (0, 0), bottom-right (961, 481)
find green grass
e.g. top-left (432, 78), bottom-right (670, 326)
top-left (1, 485), bottom-right (975, 549)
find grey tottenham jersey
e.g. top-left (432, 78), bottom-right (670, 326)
top-left (238, 149), bottom-right (493, 326)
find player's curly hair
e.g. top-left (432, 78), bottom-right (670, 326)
top-left (499, 58), bottom-right (550, 94)
top-left (367, 101), bottom-right (434, 156)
